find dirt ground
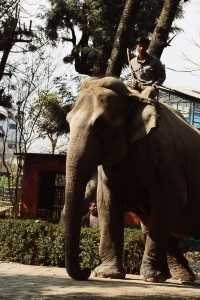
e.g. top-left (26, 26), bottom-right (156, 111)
top-left (0, 262), bottom-right (200, 300)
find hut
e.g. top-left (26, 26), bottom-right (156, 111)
top-left (20, 153), bottom-right (65, 223)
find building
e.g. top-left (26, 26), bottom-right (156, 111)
top-left (19, 153), bottom-right (66, 223)
top-left (159, 86), bottom-right (200, 128)
top-left (0, 106), bottom-right (17, 174)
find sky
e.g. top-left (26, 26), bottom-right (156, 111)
top-left (161, 0), bottom-right (200, 91)
top-left (20, 0), bottom-right (200, 92)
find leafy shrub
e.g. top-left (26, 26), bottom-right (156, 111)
top-left (124, 228), bottom-right (144, 274)
top-left (80, 228), bottom-right (101, 269)
top-left (0, 219), bottom-right (143, 273)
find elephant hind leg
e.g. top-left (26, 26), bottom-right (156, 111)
top-left (140, 233), bottom-right (171, 283)
top-left (167, 236), bottom-right (196, 284)
top-left (140, 222), bottom-right (171, 282)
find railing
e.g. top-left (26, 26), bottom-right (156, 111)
top-left (0, 186), bottom-right (21, 202)
top-left (158, 86), bottom-right (200, 129)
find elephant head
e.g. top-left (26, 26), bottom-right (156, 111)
top-left (64, 77), bottom-right (158, 280)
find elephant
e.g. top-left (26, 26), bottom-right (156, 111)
top-left (64, 76), bottom-right (200, 282)
top-left (79, 172), bottom-right (195, 283)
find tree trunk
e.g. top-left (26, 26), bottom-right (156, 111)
top-left (50, 136), bottom-right (58, 154)
top-left (148, 0), bottom-right (181, 58)
top-left (106, 0), bottom-right (140, 77)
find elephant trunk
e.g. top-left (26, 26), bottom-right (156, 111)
top-left (64, 132), bottom-right (99, 280)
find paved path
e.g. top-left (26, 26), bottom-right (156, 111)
top-left (0, 262), bottom-right (200, 299)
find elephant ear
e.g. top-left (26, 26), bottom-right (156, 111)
top-left (129, 99), bottom-right (158, 143)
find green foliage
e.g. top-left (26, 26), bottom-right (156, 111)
top-left (33, 90), bottom-right (68, 136)
top-left (44, 0), bottom-right (184, 75)
top-left (0, 176), bottom-right (8, 188)
top-left (80, 228), bottom-right (101, 269)
top-left (32, 90), bottom-right (71, 154)
top-left (124, 228), bottom-right (144, 274)
top-left (0, 171), bottom-right (21, 189)
top-left (0, 219), bottom-right (65, 266)
top-left (0, 219), bottom-right (144, 273)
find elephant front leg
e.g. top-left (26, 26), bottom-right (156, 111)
top-left (93, 176), bottom-right (125, 279)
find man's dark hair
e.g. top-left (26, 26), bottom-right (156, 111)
top-left (136, 36), bottom-right (150, 47)
top-left (89, 200), bottom-right (96, 206)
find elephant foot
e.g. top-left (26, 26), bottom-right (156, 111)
top-left (140, 256), bottom-right (171, 283)
top-left (168, 256), bottom-right (196, 284)
top-left (92, 263), bottom-right (125, 279)
top-left (141, 269), bottom-right (170, 283)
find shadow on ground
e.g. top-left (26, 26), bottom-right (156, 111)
top-left (0, 263), bottom-right (200, 299)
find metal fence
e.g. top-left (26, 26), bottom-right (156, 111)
top-left (51, 173), bottom-right (65, 223)
top-left (0, 186), bottom-right (21, 202)
top-left (36, 173), bottom-right (65, 223)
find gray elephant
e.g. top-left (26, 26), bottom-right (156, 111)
top-left (64, 77), bottom-right (200, 282)
top-left (78, 173), bottom-right (195, 283)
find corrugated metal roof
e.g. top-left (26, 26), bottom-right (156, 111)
top-left (162, 85), bottom-right (200, 101)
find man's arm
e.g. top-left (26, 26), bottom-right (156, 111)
top-left (127, 58), bottom-right (140, 89)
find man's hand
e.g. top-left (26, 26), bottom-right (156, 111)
top-left (152, 83), bottom-right (158, 88)
top-left (126, 78), bottom-right (139, 90)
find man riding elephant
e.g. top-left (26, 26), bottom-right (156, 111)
top-left (127, 36), bottom-right (166, 98)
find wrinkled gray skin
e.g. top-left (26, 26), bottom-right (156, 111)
top-left (60, 174), bottom-right (97, 225)
top-left (64, 77), bottom-right (200, 282)
top-left (79, 174), bottom-right (195, 283)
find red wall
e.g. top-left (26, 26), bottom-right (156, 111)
top-left (20, 154), bottom-right (65, 218)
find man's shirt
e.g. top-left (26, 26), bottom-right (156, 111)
top-left (89, 214), bottom-right (99, 228)
top-left (130, 54), bottom-right (166, 86)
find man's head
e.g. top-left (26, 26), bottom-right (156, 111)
top-left (136, 36), bottom-right (150, 59)
top-left (89, 201), bottom-right (98, 216)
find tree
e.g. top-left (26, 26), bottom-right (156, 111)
top-left (148, 0), bottom-right (183, 58)
top-left (182, 40), bottom-right (200, 73)
top-left (13, 51), bottom-right (52, 153)
top-left (0, 49), bottom-right (59, 215)
top-left (45, 0), bottom-right (181, 76)
top-left (108, 0), bottom-right (186, 77)
top-left (106, 0), bottom-right (140, 77)
top-left (0, 0), bottom-right (19, 20)
top-left (32, 90), bottom-right (70, 154)
top-left (0, 2), bottom-right (33, 82)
